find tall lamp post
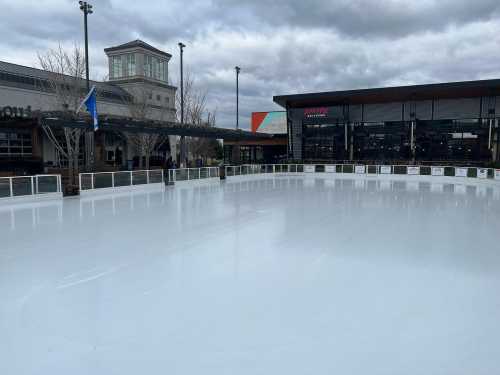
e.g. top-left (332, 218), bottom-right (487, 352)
top-left (179, 42), bottom-right (186, 167)
top-left (234, 66), bottom-right (241, 164)
top-left (235, 66), bottom-right (241, 130)
top-left (79, 1), bottom-right (93, 91)
top-left (79, 1), bottom-right (94, 170)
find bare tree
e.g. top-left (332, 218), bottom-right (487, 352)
top-left (121, 86), bottom-right (169, 169)
top-left (37, 44), bottom-right (86, 186)
top-left (176, 70), bottom-right (221, 164)
top-left (187, 109), bottom-right (222, 164)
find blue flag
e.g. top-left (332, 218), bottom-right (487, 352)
top-left (77, 86), bottom-right (99, 131)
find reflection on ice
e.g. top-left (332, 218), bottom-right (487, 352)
top-left (0, 200), bottom-right (63, 231)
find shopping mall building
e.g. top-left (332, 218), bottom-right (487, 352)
top-left (274, 80), bottom-right (500, 165)
top-left (0, 40), bottom-right (177, 174)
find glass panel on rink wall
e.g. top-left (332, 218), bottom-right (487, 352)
top-left (168, 167), bottom-right (219, 182)
top-left (148, 170), bottom-right (163, 183)
top-left (200, 168), bottom-right (210, 179)
top-left (180, 169), bottom-right (190, 180)
top-left (37, 176), bottom-right (59, 194)
top-left (79, 170), bottom-right (165, 192)
top-left (94, 173), bottom-right (113, 189)
top-left (0, 175), bottom-right (61, 199)
top-left (0, 178), bottom-right (10, 198)
top-left (12, 177), bottom-right (32, 196)
top-left (80, 174), bottom-right (93, 190)
top-left (132, 171), bottom-right (148, 185)
top-left (114, 172), bottom-right (132, 187)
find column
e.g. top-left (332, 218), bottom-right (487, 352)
top-left (349, 123), bottom-right (354, 160)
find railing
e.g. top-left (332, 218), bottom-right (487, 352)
top-left (0, 174), bottom-right (62, 200)
top-left (168, 167), bottom-right (220, 183)
top-left (225, 164), bottom-right (500, 181)
top-left (79, 169), bottom-right (164, 193)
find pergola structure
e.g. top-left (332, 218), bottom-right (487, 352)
top-left (38, 111), bottom-right (273, 142)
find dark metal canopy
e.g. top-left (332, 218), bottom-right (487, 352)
top-left (38, 111), bottom-right (273, 141)
top-left (274, 78), bottom-right (500, 108)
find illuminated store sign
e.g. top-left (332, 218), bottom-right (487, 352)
top-left (303, 107), bottom-right (328, 118)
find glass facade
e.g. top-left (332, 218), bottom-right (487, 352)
top-left (300, 118), bottom-right (492, 163)
top-left (303, 123), bottom-right (347, 160)
top-left (353, 122), bottom-right (410, 161)
top-left (414, 120), bottom-right (490, 162)
top-left (0, 131), bottom-right (32, 156)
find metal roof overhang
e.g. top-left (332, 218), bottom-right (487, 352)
top-left (39, 114), bottom-right (273, 142)
top-left (273, 78), bottom-right (500, 108)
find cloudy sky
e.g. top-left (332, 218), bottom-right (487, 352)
top-left (1, 0), bottom-right (500, 128)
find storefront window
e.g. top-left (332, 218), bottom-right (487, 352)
top-left (303, 122), bottom-right (346, 160)
top-left (240, 146), bottom-right (252, 163)
top-left (0, 132), bottom-right (33, 156)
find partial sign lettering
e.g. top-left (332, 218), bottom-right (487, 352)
top-left (380, 166), bottom-right (392, 174)
top-left (477, 168), bottom-right (488, 179)
top-left (431, 167), bottom-right (445, 176)
top-left (407, 166), bottom-right (420, 175)
top-left (355, 165), bottom-right (366, 174)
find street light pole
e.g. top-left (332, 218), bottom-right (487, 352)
top-left (234, 66), bottom-right (241, 164)
top-left (79, 1), bottom-right (94, 171)
top-left (79, 1), bottom-right (93, 91)
top-left (178, 42), bottom-right (186, 167)
top-left (235, 66), bottom-right (240, 130)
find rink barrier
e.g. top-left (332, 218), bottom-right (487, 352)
top-left (168, 167), bottom-right (219, 183)
top-left (79, 169), bottom-right (164, 194)
top-left (0, 174), bottom-right (62, 202)
top-left (225, 164), bottom-right (500, 182)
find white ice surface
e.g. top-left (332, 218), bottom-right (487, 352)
top-left (1, 175), bottom-right (500, 375)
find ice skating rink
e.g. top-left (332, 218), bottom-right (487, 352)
top-left (1, 175), bottom-right (500, 375)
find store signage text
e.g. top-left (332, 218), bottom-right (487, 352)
top-left (304, 107), bottom-right (328, 118)
top-left (0, 105), bottom-right (32, 119)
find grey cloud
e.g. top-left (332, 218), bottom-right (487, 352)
top-left (215, 0), bottom-right (500, 39)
